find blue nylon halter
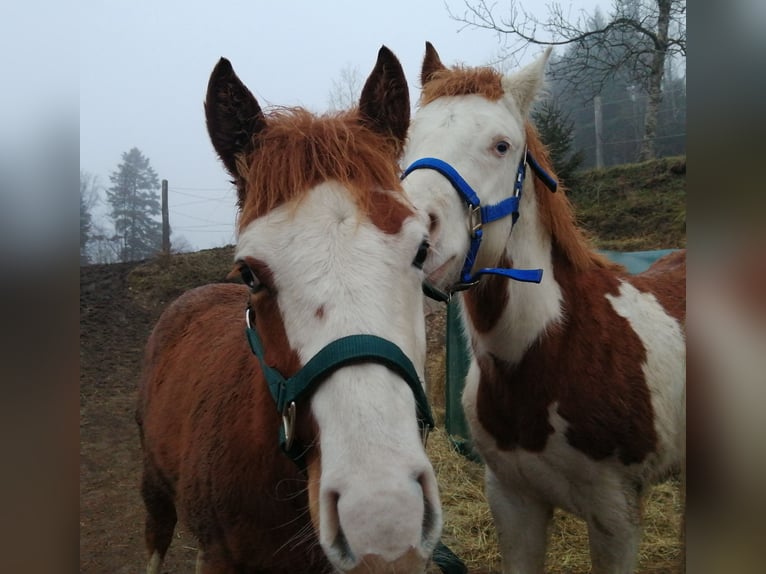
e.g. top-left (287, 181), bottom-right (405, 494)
top-left (401, 149), bottom-right (557, 300)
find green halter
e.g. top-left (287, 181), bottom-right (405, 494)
top-left (244, 306), bottom-right (434, 466)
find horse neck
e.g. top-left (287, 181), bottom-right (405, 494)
top-left (460, 179), bottom-right (564, 365)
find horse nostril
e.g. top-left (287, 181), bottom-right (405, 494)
top-left (331, 525), bottom-right (354, 564)
top-left (417, 472), bottom-right (440, 548)
top-left (428, 212), bottom-right (439, 234)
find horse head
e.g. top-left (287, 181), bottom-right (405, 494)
top-left (401, 42), bottom-right (552, 294)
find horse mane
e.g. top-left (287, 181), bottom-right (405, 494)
top-left (420, 65), bottom-right (504, 105)
top-left (237, 107), bottom-right (404, 230)
top-left (525, 122), bottom-right (618, 272)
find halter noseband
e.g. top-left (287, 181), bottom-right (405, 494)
top-left (244, 306), bottom-right (434, 468)
top-left (402, 148), bottom-right (557, 302)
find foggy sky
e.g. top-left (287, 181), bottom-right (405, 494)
top-left (79, 0), bottom-right (598, 251)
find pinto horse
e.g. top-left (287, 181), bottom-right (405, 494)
top-left (401, 43), bottom-right (686, 574)
top-left (136, 47), bottom-right (444, 574)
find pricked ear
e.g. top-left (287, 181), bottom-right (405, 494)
top-left (204, 58), bottom-right (267, 188)
top-left (501, 47), bottom-right (552, 117)
top-left (421, 41), bottom-right (446, 86)
top-left (358, 46), bottom-right (410, 155)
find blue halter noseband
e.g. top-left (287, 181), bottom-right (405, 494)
top-left (402, 148), bottom-right (557, 301)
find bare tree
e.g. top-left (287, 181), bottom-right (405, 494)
top-left (170, 233), bottom-right (194, 254)
top-left (327, 63), bottom-right (363, 111)
top-left (449, 0), bottom-right (686, 160)
top-left (80, 170), bottom-right (100, 265)
top-left (87, 222), bottom-right (122, 264)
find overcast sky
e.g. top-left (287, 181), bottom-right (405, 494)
top-left (80, 0), bottom-right (601, 251)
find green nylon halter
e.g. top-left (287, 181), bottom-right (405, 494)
top-left (245, 308), bottom-right (435, 465)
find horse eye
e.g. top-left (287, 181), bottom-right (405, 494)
top-left (237, 262), bottom-right (261, 293)
top-left (495, 141), bottom-right (511, 156)
top-left (413, 240), bottom-right (430, 270)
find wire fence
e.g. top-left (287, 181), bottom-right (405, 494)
top-left (164, 185), bottom-right (238, 248)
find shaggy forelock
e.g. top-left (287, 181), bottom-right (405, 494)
top-left (237, 107), bottom-right (403, 230)
top-left (420, 66), bottom-right (504, 106)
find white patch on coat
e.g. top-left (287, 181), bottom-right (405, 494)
top-left (606, 280), bottom-right (686, 479)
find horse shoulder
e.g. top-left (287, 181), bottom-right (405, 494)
top-left (138, 283), bottom-right (320, 566)
top-left (137, 282), bottom-right (272, 498)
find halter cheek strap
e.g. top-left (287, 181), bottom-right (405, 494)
top-left (245, 307), bottom-right (434, 468)
top-left (401, 149), bottom-right (557, 301)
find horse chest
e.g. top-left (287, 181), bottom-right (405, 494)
top-left (464, 338), bottom-right (660, 468)
top-left (463, 362), bottom-right (645, 516)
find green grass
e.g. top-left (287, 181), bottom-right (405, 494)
top-left (568, 156), bottom-right (686, 250)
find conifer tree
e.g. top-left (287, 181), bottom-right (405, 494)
top-left (106, 148), bottom-right (162, 261)
top-left (532, 100), bottom-right (584, 184)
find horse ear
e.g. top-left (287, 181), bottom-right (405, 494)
top-left (358, 46), bottom-right (410, 154)
top-left (204, 58), bottom-right (267, 184)
top-left (421, 41), bottom-right (446, 86)
top-left (501, 47), bottom-right (552, 117)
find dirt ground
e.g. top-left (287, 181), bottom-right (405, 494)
top-left (80, 261), bottom-right (198, 573)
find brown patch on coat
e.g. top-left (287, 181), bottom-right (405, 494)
top-left (462, 255), bottom-right (512, 333)
top-left (476, 246), bottom-right (660, 465)
top-left (366, 189), bottom-right (416, 235)
top-left (630, 249), bottom-right (686, 325)
top-left (136, 283), bottom-right (328, 572)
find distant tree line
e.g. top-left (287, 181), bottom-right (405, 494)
top-left (450, 0), bottom-right (686, 169)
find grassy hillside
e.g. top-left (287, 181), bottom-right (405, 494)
top-left (126, 155), bottom-right (686, 301)
top-left (567, 155), bottom-right (686, 250)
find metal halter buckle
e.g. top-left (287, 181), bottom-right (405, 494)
top-left (282, 401), bottom-right (297, 451)
top-left (469, 205), bottom-right (483, 237)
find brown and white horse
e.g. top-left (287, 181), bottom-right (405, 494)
top-left (401, 43), bottom-right (686, 574)
top-left (136, 47), bottom-right (443, 574)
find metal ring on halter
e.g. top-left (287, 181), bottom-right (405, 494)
top-left (245, 307), bottom-right (253, 330)
top-left (282, 401), bottom-right (297, 451)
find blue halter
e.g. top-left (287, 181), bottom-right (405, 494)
top-left (402, 149), bottom-right (557, 301)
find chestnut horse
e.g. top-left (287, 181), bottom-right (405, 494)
top-left (400, 43), bottom-right (686, 574)
top-left (136, 47), bottom-right (443, 574)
